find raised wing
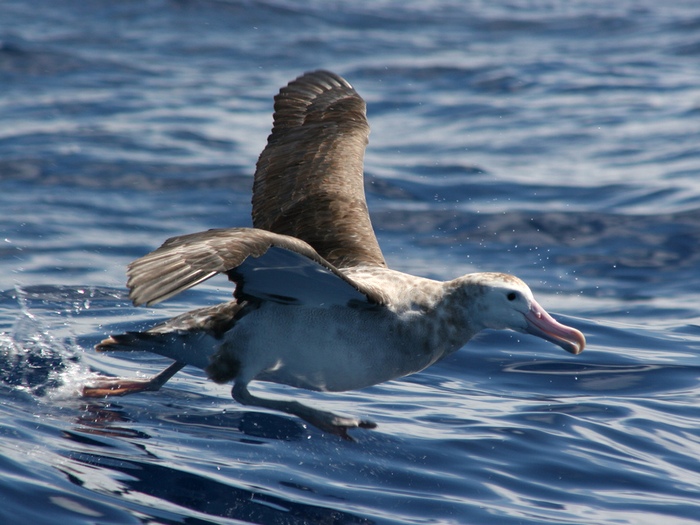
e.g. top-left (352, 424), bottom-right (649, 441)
top-left (252, 70), bottom-right (386, 269)
top-left (126, 228), bottom-right (386, 307)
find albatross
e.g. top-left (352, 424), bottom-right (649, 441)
top-left (84, 70), bottom-right (585, 439)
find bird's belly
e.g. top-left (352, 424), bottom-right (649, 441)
top-left (256, 352), bottom-right (385, 392)
top-left (253, 329), bottom-right (403, 392)
top-left (229, 304), bottom-right (437, 392)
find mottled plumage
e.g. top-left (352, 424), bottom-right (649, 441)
top-left (85, 71), bottom-right (585, 439)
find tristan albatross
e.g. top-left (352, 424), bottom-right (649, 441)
top-left (84, 70), bottom-right (585, 439)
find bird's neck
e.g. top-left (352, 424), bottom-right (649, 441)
top-left (393, 280), bottom-right (480, 364)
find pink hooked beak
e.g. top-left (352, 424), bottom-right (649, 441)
top-left (524, 299), bottom-right (585, 355)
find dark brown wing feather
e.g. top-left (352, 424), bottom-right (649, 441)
top-left (126, 228), bottom-right (386, 307)
top-left (252, 70), bottom-right (386, 269)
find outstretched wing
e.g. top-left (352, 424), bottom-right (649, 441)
top-left (252, 70), bottom-right (386, 269)
top-left (126, 228), bottom-right (386, 307)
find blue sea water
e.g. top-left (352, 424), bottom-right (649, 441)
top-left (2, 0), bottom-right (700, 523)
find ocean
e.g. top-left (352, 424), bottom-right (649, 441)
top-left (1, 1), bottom-right (700, 523)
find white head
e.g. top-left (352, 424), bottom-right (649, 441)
top-left (455, 272), bottom-right (585, 355)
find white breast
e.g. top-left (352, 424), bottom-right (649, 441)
top-left (221, 301), bottom-right (444, 392)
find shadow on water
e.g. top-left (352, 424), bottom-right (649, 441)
top-left (74, 402), bottom-right (309, 443)
top-left (60, 449), bottom-right (374, 525)
top-left (60, 403), bottom-right (375, 525)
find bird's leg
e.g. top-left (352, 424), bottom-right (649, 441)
top-left (82, 361), bottom-right (186, 398)
top-left (231, 381), bottom-right (376, 441)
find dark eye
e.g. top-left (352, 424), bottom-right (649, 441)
top-left (507, 292), bottom-right (517, 301)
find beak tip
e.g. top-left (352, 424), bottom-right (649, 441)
top-left (525, 301), bottom-right (586, 356)
top-left (563, 329), bottom-right (586, 355)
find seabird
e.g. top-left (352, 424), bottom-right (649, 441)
top-left (84, 71), bottom-right (585, 439)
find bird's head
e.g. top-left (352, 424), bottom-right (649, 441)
top-left (454, 272), bottom-right (585, 355)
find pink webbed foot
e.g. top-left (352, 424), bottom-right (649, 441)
top-left (82, 361), bottom-right (185, 398)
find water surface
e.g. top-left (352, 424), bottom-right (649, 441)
top-left (2, 1), bottom-right (700, 524)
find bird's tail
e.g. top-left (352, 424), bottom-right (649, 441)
top-left (96, 329), bottom-right (217, 371)
top-left (96, 331), bottom-right (163, 352)
top-left (94, 301), bottom-right (245, 370)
